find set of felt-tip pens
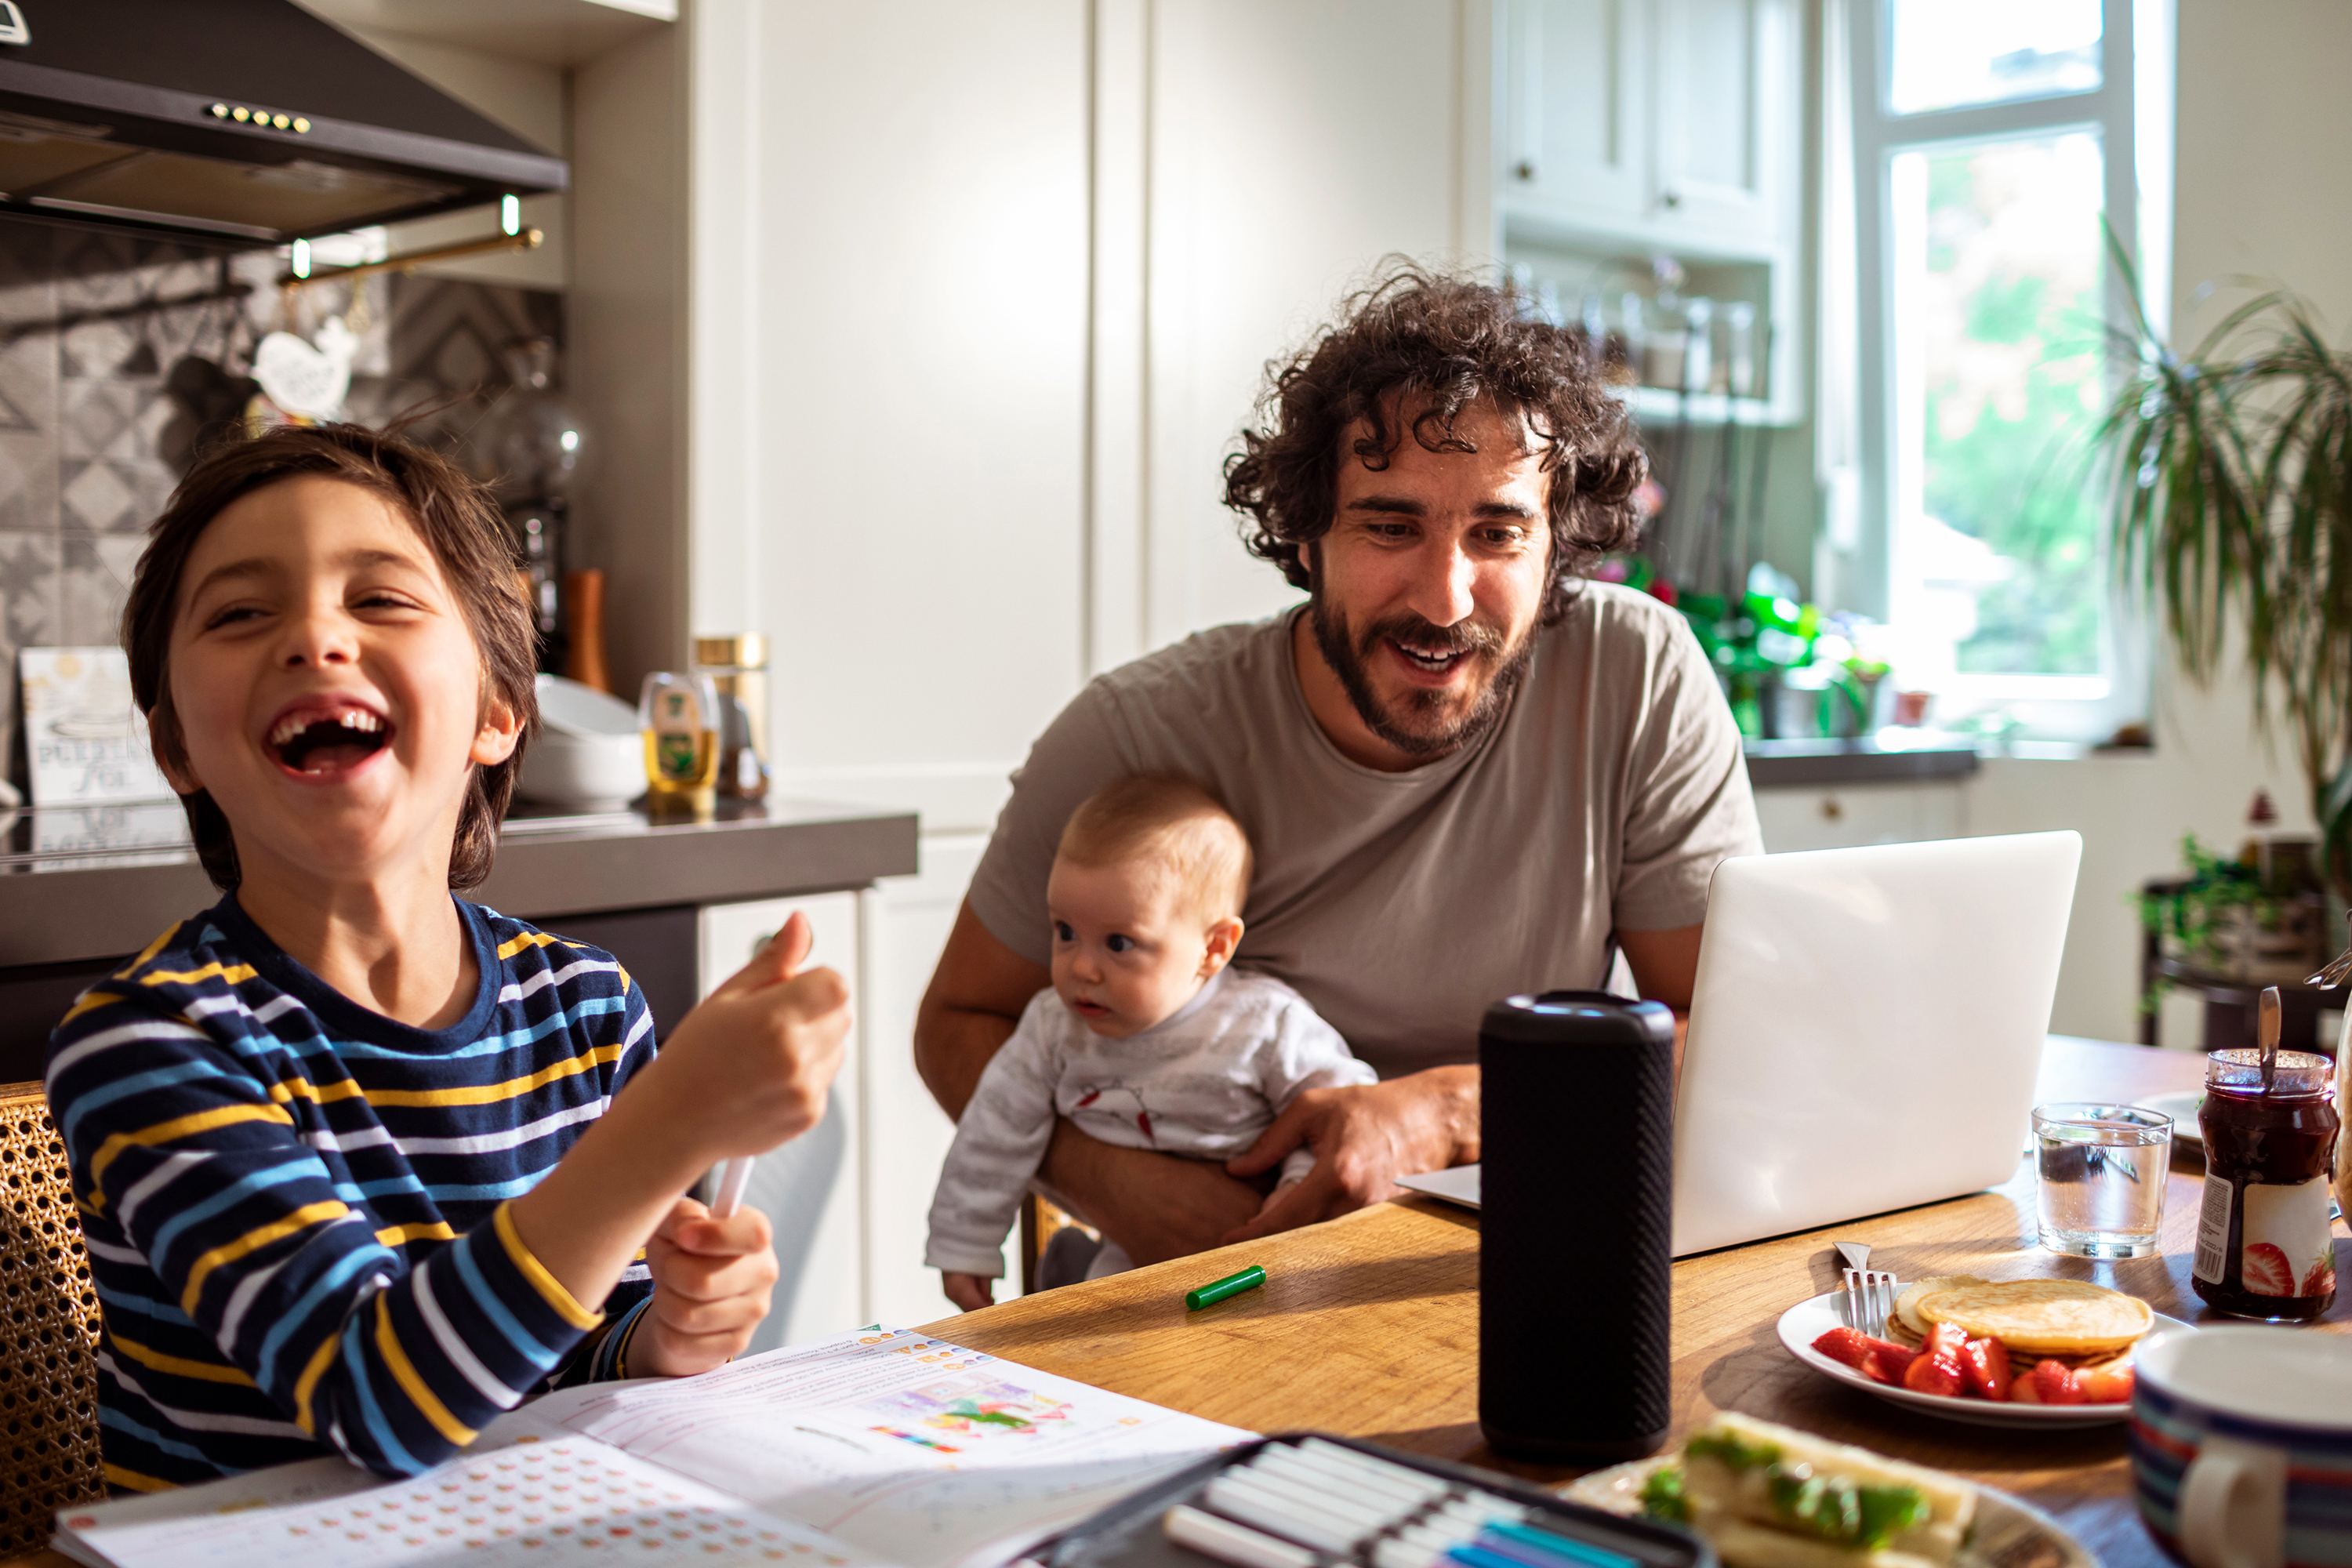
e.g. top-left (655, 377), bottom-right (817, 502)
top-left (1041, 1433), bottom-right (1709, 1568)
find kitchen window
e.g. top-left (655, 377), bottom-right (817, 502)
top-left (1835, 0), bottom-right (2172, 742)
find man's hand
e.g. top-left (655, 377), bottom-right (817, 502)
top-left (1038, 1119), bottom-right (1269, 1265)
top-left (1219, 1066), bottom-right (1479, 1243)
top-left (942, 1272), bottom-right (994, 1313)
top-left (631, 1198), bottom-right (779, 1378)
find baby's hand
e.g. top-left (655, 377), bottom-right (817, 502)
top-left (942, 1272), bottom-right (994, 1313)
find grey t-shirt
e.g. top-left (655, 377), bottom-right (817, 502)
top-left (966, 582), bottom-right (1762, 1078)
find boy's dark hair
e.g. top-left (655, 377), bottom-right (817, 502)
top-left (122, 423), bottom-right (538, 891)
top-left (1221, 262), bottom-right (1647, 623)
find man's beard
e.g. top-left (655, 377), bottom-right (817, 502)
top-left (1308, 595), bottom-right (1535, 758)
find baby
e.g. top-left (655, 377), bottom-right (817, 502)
top-left (926, 775), bottom-right (1374, 1308)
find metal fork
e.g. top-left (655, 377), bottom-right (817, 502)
top-left (1836, 1242), bottom-right (1898, 1338)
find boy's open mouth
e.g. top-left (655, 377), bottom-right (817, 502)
top-left (266, 707), bottom-right (393, 775)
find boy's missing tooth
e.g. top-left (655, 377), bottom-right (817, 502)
top-left (52, 424), bottom-right (850, 1494)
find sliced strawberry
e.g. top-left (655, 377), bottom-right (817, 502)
top-left (2010, 1373), bottom-right (2044, 1404)
top-left (1813, 1327), bottom-right (1918, 1373)
top-left (1903, 1350), bottom-right (1965, 1398)
top-left (1961, 1337), bottom-right (2013, 1401)
top-left (1921, 1322), bottom-right (1969, 1360)
top-left (2033, 1358), bottom-right (2085, 1406)
top-left (2078, 1361), bottom-right (2135, 1404)
top-left (2243, 1242), bottom-right (2296, 1296)
top-left (2303, 1254), bottom-right (2336, 1298)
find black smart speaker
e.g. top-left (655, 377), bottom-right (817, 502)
top-left (1478, 989), bottom-right (1675, 1463)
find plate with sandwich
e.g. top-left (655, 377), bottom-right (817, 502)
top-left (1567, 1411), bottom-right (2092, 1568)
top-left (1776, 1275), bottom-right (2187, 1428)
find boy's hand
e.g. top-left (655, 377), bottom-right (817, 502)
top-left (652, 912), bottom-right (852, 1161)
top-left (633, 1198), bottom-right (779, 1378)
top-left (942, 1272), bottom-right (994, 1313)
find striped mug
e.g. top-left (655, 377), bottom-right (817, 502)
top-left (2132, 1324), bottom-right (2352, 1568)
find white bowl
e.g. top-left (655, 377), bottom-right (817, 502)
top-left (517, 730), bottom-right (644, 809)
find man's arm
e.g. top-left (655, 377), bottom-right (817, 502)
top-left (914, 900), bottom-right (1265, 1263)
top-left (1618, 922), bottom-right (1704, 1076)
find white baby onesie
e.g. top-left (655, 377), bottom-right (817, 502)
top-left (924, 967), bottom-right (1377, 1280)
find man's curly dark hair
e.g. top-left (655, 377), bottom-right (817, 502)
top-left (1222, 263), bottom-right (1647, 622)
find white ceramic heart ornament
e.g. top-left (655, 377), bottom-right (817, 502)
top-left (252, 316), bottom-right (357, 421)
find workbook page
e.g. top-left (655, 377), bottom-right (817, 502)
top-left (527, 1326), bottom-right (1253, 1568)
top-left (53, 1433), bottom-right (885, 1568)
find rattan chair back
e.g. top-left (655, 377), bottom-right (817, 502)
top-left (0, 1080), bottom-right (104, 1552)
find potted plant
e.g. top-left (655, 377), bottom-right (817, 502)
top-left (2100, 260), bottom-right (2352, 908)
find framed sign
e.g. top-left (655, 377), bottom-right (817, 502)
top-left (19, 647), bottom-right (175, 807)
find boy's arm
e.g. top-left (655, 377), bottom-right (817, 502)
top-left (51, 994), bottom-right (622, 1479)
top-left (924, 1004), bottom-right (1062, 1278)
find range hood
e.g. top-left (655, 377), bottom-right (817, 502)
top-left (0, 0), bottom-right (565, 244)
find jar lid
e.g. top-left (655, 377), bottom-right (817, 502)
top-left (693, 634), bottom-right (768, 670)
top-left (2205, 1048), bottom-right (2336, 1095)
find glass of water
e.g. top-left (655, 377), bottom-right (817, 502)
top-left (2033, 1102), bottom-right (2172, 1258)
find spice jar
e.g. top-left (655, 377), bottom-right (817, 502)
top-left (2192, 1047), bottom-right (2339, 1320)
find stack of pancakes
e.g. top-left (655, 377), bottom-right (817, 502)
top-left (1888, 1275), bottom-right (2154, 1375)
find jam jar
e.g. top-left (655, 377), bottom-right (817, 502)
top-left (2191, 1048), bottom-right (2339, 1320)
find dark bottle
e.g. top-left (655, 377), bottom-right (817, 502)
top-left (1479, 991), bottom-right (1675, 1462)
top-left (2191, 1048), bottom-right (2339, 1321)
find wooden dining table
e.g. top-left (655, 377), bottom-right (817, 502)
top-left (919, 1035), bottom-right (2348, 1568)
top-left (9, 1036), bottom-right (2343, 1567)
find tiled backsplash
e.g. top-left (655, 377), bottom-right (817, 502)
top-left (0, 213), bottom-right (561, 790)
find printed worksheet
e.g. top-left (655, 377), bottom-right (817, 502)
top-left (53, 1434), bottom-right (881, 1568)
top-left (524, 1326), bottom-right (1252, 1568)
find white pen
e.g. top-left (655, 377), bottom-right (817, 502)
top-left (1298, 1436), bottom-right (1450, 1492)
top-left (1221, 1462), bottom-right (1406, 1534)
top-left (1163, 1503), bottom-right (1319, 1568)
top-left (1251, 1443), bottom-right (1448, 1513)
top-left (1200, 1474), bottom-right (1367, 1553)
top-left (707, 1158), bottom-right (755, 1218)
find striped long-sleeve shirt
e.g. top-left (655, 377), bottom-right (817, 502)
top-left (46, 895), bottom-right (660, 1494)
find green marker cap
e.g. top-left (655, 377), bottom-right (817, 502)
top-left (1185, 1264), bottom-right (1266, 1311)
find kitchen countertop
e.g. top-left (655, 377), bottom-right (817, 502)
top-left (1744, 734), bottom-right (1981, 788)
top-left (0, 797), bottom-right (920, 968)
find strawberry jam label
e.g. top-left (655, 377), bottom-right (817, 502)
top-left (2240, 1176), bottom-right (2335, 1298)
top-left (2191, 1174), bottom-right (2231, 1285)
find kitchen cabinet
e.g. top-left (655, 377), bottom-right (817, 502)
top-left (1499, 0), bottom-right (1800, 255)
top-left (1752, 782), bottom-right (1967, 854)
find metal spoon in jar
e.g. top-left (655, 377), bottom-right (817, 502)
top-left (2259, 984), bottom-right (2281, 1094)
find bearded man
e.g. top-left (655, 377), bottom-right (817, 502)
top-left (914, 267), bottom-right (1761, 1269)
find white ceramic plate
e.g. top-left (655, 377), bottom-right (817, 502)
top-left (2137, 1089), bottom-right (2205, 1147)
top-left (1565, 1456), bottom-right (2095, 1568)
top-left (1776, 1289), bottom-right (2191, 1428)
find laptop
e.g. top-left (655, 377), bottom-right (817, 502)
top-left (1396, 831), bottom-right (2082, 1256)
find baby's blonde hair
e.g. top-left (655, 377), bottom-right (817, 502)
top-left (1056, 775), bottom-right (1253, 922)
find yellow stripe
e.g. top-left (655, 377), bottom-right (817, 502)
top-left (495, 930), bottom-right (568, 960)
top-left (60, 989), bottom-right (122, 1025)
top-left (138, 960), bottom-right (257, 989)
top-left (180, 1201), bottom-right (350, 1316)
top-left (360, 1041), bottom-right (625, 1108)
top-left (492, 1203), bottom-right (600, 1330)
top-left (266, 1075), bottom-right (366, 1108)
top-left (292, 1330), bottom-right (340, 1435)
top-left (103, 1463), bottom-right (177, 1493)
top-left (374, 1293), bottom-right (475, 1446)
top-left (87, 1102), bottom-right (296, 1200)
top-left (110, 1333), bottom-right (256, 1387)
top-left (111, 922), bottom-right (186, 981)
top-left (376, 1221), bottom-right (456, 1247)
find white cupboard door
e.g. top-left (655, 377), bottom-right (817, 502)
top-left (1503, 0), bottom-right (1649, 228)
top-left (696, 892), bottom-right (863, 1354)
top-left (1651, 0), bottom-right (1795, 243)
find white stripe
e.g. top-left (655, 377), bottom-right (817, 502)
top-left (46, 1015), bottom-right (207, 1080)
top-left (116, 1149), bottom-right (212, 1231)
top-left (98, 1352), bottom-right (307, 1439)
top-left (394, 1097), bottom-right (607, 1157)
top-left (251, 993), bottom-right (307, 1024)
top-left (217, 1250), bottom-right (296, 1349)
top-left (617, 1263), bottom-right (651, 1284)
top-left (304, 1123), bottom-right (394, 1154)
top-left (412, 1257), bottom-right (522, 1411)
top-left (623, 1007), bottom-right (652, 1047)
top-left (82, 1235), bottom-right (147, 1265)
top-left (497, 956), bottom-right (622, 1004)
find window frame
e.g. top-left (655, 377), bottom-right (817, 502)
top-left (1844, 0), bottom-right (2172, 743)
